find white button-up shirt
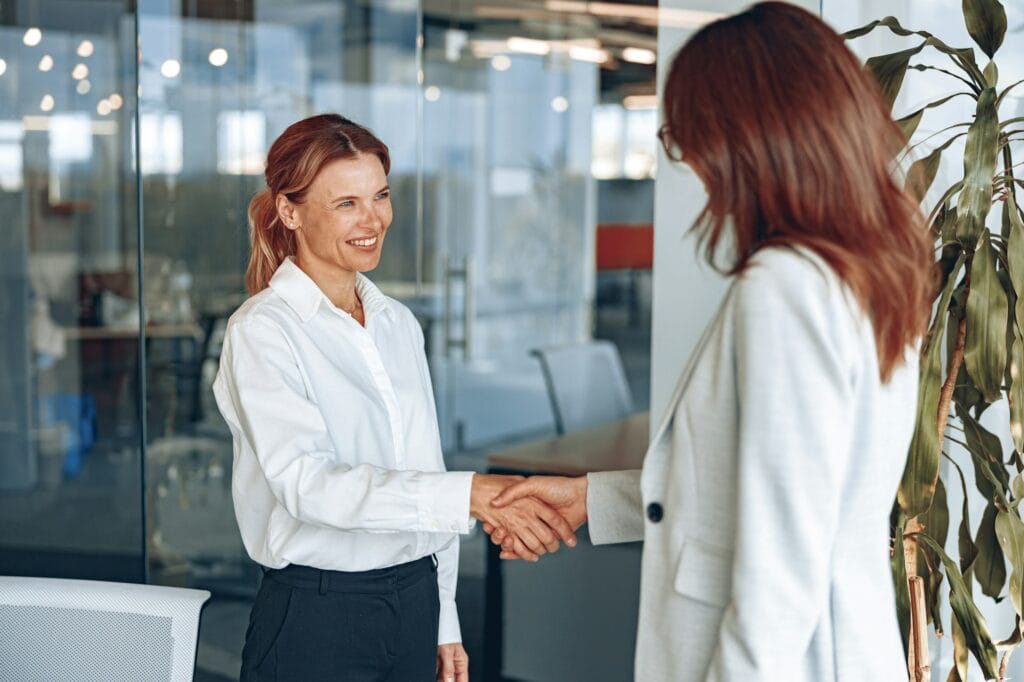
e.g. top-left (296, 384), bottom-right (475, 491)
top-left (213, 257), bottom-right (474, 645)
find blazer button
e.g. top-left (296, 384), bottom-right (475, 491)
top-left (646, 502), bottom-right (663, 523)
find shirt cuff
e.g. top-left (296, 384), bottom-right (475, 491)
top-left (438, 598), bottom-right (463, 645)
top-left (418, 470), bottom-right (475, 534)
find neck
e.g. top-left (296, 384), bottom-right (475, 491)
top-left (293, 253), bottom-right (360, 312)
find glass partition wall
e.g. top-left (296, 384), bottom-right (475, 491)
top-left (0, 2), bottom-right (657, 678)
top-left (0, 0), bottom-right (611, 666)
top-left (0, 1), bottom-right (144, 581)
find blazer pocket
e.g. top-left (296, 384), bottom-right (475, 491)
top-left (672, 539), bottom-right (733, 608)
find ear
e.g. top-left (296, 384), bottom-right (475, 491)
top-left (275, 193), bottom-right (299, 231)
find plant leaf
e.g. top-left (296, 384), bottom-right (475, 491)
top-left (917, 532), bottom-right (1000, 679)
top-left (962, 0), bottom-right (1007, 59)
top-left (983, 60), bottom-right (998, 88)
top-left (974, 501), bottom-right (1007, 599)
top-left (844, 16), bottom-right (985, 87)
top-left (955, 88), bottom-right (1000, 246)
top-left (919, 477), bottom-right (951, 627)
top-left (866, 44), bottom-right (928, 110)
top-left (965, 234), bottom-right (1010, 402)
top-left (996, 509), bottom-right (1024, 619)
top-left (897, 93), bottom-right (973, 142)
top-left (892, 508), bottom-right (912, 657)
top-left (948, 615), bottom-right (970, 680)
top-left (906, 134), bottom-right (962, 203)
top-left (962, 409), bottom-right (1011, 505)
top-left (1007, 194), bottom-right (1024, 452)
top-left (997, 79), bottom-right (1024, 109)
top-left (900, 253), bottom-right (967, 517)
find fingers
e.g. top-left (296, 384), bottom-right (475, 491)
top-left (454, 644), bottom-right (469, 682)
top-left (491, 479), bottom-right (537, 507)
top-left (437, 645), bottom-right (455, 682)
top-left (533, 501), bottom-right (577, 548)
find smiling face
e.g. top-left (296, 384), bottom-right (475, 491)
top-left (278, 153), bottom-right (392, 278)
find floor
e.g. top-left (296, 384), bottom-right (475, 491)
top-left (188, 286), bottom-right (652, 682)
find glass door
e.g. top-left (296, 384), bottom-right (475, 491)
top-left (422, 12), bottom-right (599, 455)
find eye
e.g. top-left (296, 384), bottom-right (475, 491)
top-left (337, 200), bottom-right (354, 208)
top-left (375, 190), bottom-right (390, 201)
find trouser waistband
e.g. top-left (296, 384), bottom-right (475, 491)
top-left (263, 555), bottom-right (435, 595)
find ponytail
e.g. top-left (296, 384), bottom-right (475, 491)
top-left (245, 188), bottom-right (296, 295)
top-left (242, 113), bottom-right (390, 295)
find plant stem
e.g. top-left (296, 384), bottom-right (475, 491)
top-left (938, 315), bottom-right (968, 445)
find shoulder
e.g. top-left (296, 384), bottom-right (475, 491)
top-left (735, 247), bottom-right (855, 318)
top-left (223, 289), bottom-right (294, 349)
top-left (731, 246), bottom-right (867, 355)
top-left (382, 295), bottom-right (425, 339)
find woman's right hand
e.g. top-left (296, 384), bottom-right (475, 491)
top-left (469, 474), bottom-right (577, 561)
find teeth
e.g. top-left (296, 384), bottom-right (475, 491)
top-left (349, 237), bottom-right (378, 247)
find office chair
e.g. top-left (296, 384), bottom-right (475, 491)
top-left (531, 340), bottom-right (634, 434)
top-left (0, 576), bottom-right (209, 681)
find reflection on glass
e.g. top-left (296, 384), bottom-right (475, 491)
top-left (0, 2), bottom-right (143, 581)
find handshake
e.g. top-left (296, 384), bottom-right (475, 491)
top-left (469, 474), bottom-right (588, 562)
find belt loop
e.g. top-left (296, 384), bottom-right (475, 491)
top-left (318, 570), bottom-right (329, 595)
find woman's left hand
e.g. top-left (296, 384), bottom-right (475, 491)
top-left (436, 642), bottom-right (469, 682)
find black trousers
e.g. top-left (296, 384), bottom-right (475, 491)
top-left (240, 556), bottom-right (440, 681)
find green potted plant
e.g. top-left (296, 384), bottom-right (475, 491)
top-left (846, 1), bottom-right (1023, 680)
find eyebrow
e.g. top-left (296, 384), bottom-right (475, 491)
top-left (331, 186), bottom-right (390, 203)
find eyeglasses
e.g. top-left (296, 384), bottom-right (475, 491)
top-left (657, 123), bottom-right (683, 162)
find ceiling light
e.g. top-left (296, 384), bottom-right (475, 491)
top-left (622, 47), bottom-right (656, 65)
top-left (76, 79), bottom-right (91, 94)
top-left (424, 85), bottom-right (441, 102)
top-left (160, 59), bottom-right (181, 78)
top-left (507, 37), bottom-right (550, 56)
top-left (623, 94), bottom-right (658, 110)
top-left (38, 54), bottom-right (53, 72)
top-left (77, 40), bottom-right (94, 57)
top-left (72, 63), bottom-right (89, 80)
top-left (23, 28), bottom-right (42, 47)
top-left (40, 95), bottom-right (54, 112)
top-left (568, 45), bottom-right (609, 64)
top-left (108, 93), bottom-right (123, 110)
top-left (491, 54), bottom-right (512, 71)
top-left (551, 96), bottom-right (569, 113)
top-left (97, 99), bottom-right (112, 116)
top-left (208, 48), bottom-right (228, 67)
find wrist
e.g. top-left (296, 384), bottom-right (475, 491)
top-left (469, 474), bottom-right (496, 519)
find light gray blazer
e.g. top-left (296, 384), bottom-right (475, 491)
top-left (588, 247), bottom-right (917, 681)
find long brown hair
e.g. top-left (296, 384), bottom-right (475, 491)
top-left (245, 114), bottom-right (391, 294)
top-left (660, 2), bottom-right (934, 381)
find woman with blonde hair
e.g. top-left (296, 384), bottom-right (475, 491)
top-left (488, 3), bottom-right (935, 680)
top-left (214, 114), bottom-right (576, 681)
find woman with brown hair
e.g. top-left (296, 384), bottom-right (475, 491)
top-left (488, 3), bottom-right (934, 680)
top-left (213, 114), bottom-right (576, 681)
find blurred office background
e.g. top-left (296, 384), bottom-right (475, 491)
top-left (3, 0), bottom-right (1021, 680)
top-left (0, 1), bottom-right (658, 679)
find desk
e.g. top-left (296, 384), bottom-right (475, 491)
top-left (487, 412), bottom-right (649, 475)
top-left (484, 413), bottom-right (649, 681)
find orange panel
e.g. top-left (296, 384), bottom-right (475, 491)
top-left (596, 223), bottom-right (654, 271)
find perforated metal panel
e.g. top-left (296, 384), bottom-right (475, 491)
top-left (0, 605), bottom-right (173, 681)
top-left (0, 577), bottom-right (209, 682)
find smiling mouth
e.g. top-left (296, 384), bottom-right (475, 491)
top-left (347, 236), bottom-right (379, 248)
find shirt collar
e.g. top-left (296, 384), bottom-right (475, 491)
top-left (269, 257), bottom-right (395, 323)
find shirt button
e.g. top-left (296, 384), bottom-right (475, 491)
top-left (646, 502), bottom-right (664, 523)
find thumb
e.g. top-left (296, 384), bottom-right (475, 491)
top-left (491, 480), bottom-right (535, 507)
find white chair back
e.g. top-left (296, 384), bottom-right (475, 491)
top-left (0, 576), bottom-right (209, 681)
top-left (532, 340), bottom-right (634, 434)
